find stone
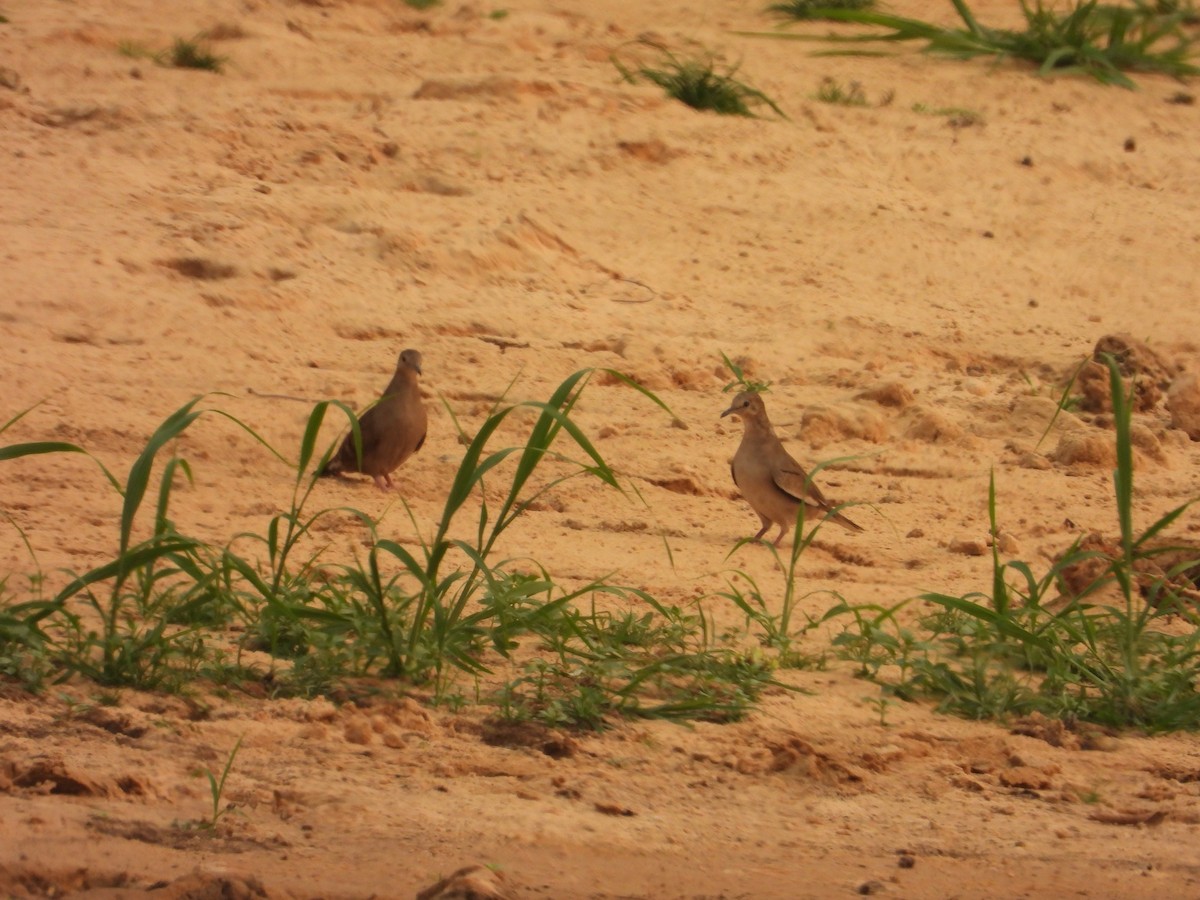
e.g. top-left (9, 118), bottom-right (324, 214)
top-left (1167, 373), bottom-right (1200, 440)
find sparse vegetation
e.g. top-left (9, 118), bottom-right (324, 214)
top-left (496, 596), bottom-right (774, 728)
top-left (5, 355), bottom-right (1200, 735)
top-left (816, 76), bottom-right (869, 105)
top-left (403, 0), bottom-right (442, 9)
top-left (720, 351), bottom-right (772, 393)
top-left (824, 356), bottom-right (1200, 731)
top-left (768, 0), bottom-right (875, 20)
top-left (720, 508), bottom-right (840, 670)
top-left (745, 0), bottom-right (1200, 89)
top-left (912, 102), bottom-right (984, 126)
top-left (0, 373), bottom-right (768, 729)
top-left (195, 736), bottom-right (243, 830)
top-left (117, 40), bottom-right (156, 60)
top-left (166, 37), bottom-right (225, 72)
top-left (1021, 357), bottom-right (1088, 448)
top-left (612, 40), bottom-right (786, 118)
top-left (116, 36), bottom-right (225, 72)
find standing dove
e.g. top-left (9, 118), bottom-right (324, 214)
top-left (321, 348), bottom-right (427, 491)
top-left (720, 391), bottom-right (862, 545)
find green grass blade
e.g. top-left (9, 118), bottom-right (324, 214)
top-left (987, 470), bottom-right (1010, 616)
top-left (154, 458), bottom-right (193, 535)
top-left (1103, 354), bottom-right (1135, 562)
top-left (919, 591), bottom-right (1051, 648)
top-left (597, 369), bottom-right (675, 418)
top-left (53, 538), bottom-right (202, 604)
top-left (438, 407), bottom-right (514, 537)
top-left (0, 441), bottom-right (123, 493)
top-left (0, 440), bottom-right (90, 462)
top-left (119, 399), bottom-right (205, 561)
top-left (1135, 501), bottom-right (1196, 550)
top-left (373, 539), bottom-right (433, 590)
top-left (949, 0), bottom-right (987, 38)
top-left (0, 401), bottom-right (47, 435)
top-left (202, 408), bottom-right (299, 469)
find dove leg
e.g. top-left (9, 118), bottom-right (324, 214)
top-left (373, 474), bottom-right (391, 491)
top-left (752, 514), bottom-right (772, 543)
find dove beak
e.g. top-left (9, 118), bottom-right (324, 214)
top-left (719, 403), bottom-right (738, 419)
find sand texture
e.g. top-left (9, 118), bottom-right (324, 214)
top-left (3, 0), bottom-right (1200, 896)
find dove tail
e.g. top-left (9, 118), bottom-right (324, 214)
top-left (830, 510), bottom-right (864, 533)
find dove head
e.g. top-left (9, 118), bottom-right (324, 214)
top-left (398, 348), bottom-right (423, 376)
top-left (720, 390), bottom-right (768, 423)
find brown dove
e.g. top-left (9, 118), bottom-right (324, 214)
top-left (720, 390), bottom-right (862, 545)
top-left (321, 348), bottom-right (427, 491)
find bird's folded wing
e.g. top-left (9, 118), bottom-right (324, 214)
top-left (773, 466), bottom-right (832, 508)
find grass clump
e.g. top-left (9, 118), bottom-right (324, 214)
top-left (166, 37), bottom-right (225, 72)
top-left (613, 40), bottom-right (786, 118)
top-left (826, 356), bottom-right (1200, 732)
top-left (816, 76), bottom-right (870, 105)
top-left (497, 596), bottom-right (773, 729)
top-left (744, 0), bottom-right (1200, 88)
top-left (116, 36), bottom-right (225, 72)
top-left (768, 0), bottom-right (875, 20)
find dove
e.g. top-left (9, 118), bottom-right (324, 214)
top-left (720, 390), bottom-right (862, 545)
top-left (321, 348), bottom-right (427, 491)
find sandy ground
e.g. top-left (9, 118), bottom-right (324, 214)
top-left (3, 0), bottom-right (1200, 896)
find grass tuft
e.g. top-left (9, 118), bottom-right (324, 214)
top-left (613, 40), bottom-right (786, 118)
top-left (117, 36), bottom-right (226, 72)
top-left (720, 351), bottom-right (772, 393)
top-left (744, 0), bottom-right (1200, 88)
top-left (166, 37), bottom-right (226, 72)
top-left (195, 735), bottom-right (243, 830)
top-left (768, 0), bottom-right (875, 20)
top-left (816, 76), bottom-right (869, 105)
